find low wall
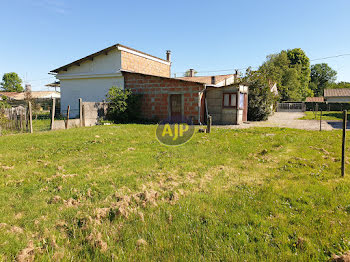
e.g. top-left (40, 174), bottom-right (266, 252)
top-left (51, 101), bottom-right (108, 130)
top-left (52, 119), bottom-right (80, 130)
top-left (82, 102), bottom-right (108, 127)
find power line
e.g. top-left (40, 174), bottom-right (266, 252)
top-left (310, 53), bottom-right (350, 61)
top-left (174, 53), bottom-right (350, 76)
top-left (26, 76), bottom-right (56, 82)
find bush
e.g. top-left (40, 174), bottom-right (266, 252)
top-left (0, 97), bottom-right (10, 109)
top-left (106, 87), bottom-right (142, 123)
top-left (244, 70), bottom-right (275, 121)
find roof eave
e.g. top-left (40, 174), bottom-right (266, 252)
top-left (50, 43), bottom-right (170, 74)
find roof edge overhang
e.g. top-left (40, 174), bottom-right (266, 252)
top-left (121, 70), bottom-right (206, 85)
top-left (50, 44), bottom-right (170, 74)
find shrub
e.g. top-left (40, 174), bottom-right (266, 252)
top-left (106, 87), bottom-right (142, 123)
top-left (244, 70), bottom-right (275, 121)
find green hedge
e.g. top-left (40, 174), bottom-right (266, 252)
top-left (305, 102), bottom-right (350, 111)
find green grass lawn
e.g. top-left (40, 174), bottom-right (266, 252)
top-left (300, 111), bottom-right (349, 121)
top-left (1, 125), bottom-right (350, 261)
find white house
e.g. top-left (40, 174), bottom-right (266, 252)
top-left (50, 44), bottom-right (171, 116)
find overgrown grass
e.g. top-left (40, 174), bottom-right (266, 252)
top-left (300, 111), bottom-right (349, 121)
top-left (1, 125), bottom-right (350, 261)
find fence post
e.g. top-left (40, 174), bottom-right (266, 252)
top-left (342, 110), bottom-right (347, 177)
top-left (20, 109), bottom-right (23, 131)
top-left (320, 110), bottom-right (322, 131)
top-left (82, 104), bottom-right (86, 127)
top-left (50, 98), bottom-right (56, 130)
top-left (79, 98), bottom-right (83, 127)
top-left (206, 115), bottom-right (212, 133)
top-left (28, 101), bottom-right (33, 133)
top-left (65, 105), bottom-right (70, 129)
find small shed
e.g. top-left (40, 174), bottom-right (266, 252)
top-left (205, 84), bottom-right (248, 125)
top-left (324, 89), bottom-right (350, 102)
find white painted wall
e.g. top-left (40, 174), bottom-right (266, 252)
top-left (56, 49), bottom-right (123, 117)
top-left (60, 77), bottom-right (124, 117)
top-left (58, 49), bottom-right (121, 76)
top-left (326, 97), bottom-right (350, 102)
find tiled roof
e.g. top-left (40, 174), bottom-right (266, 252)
top-left (324, 89), bottom-right (350, 97)
top-left (0, 91), bottom-right (60, 100)
top-left (176, 74), bottom-right (234, 85)
top-left (0, 92), bottom-right (20, 98)
top-left (121, 70), bottom-right (206, 85)
top-left (305, 97), bottom-right (324, 102)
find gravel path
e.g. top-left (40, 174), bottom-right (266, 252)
top-left (221, 112), bottom-right (347, 131)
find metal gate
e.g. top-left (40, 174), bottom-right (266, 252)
top-left (277, 102), bottom-right (305, 112)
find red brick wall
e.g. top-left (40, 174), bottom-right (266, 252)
top-left (121, 51), bottom-right (170, 77)
top-left (123, 72), bottom-right (204, 123)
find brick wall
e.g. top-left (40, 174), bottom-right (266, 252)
top-left (121, 51), bottom-right (170, 78)
top-left (123, 72), bottom-right (204, 123)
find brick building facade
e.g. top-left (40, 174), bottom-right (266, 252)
top-left (51, 43), bottom-right (248, 125)
top-left (120, 50), bottom-right (170, 78)
top-left (122, 71), bottom-right (206, 123)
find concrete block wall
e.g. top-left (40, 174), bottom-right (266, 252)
top-left (82, 102), bottom-right (108, 126)
top-left (123, 72), bottom-right (204, 122)
top-left (206, 86), bottom-right (240, 125)
top-left (52, 119), bottom-right (80, 130)
top-left (121, 51), bottom-right (170, 78)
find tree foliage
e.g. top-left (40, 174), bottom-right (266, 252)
top-left (0, 72), bottom-right (24, 92)
top-left (259, 48), bottom-right (312, 101)
top-left (309, 63), bottom-right (337, 96)
top-left (243, 69), bottom-right (275, 121)
top-left (106, 87), bottom-right (142, 123)
top-left (183, 70), bottom-right (197, 77)
top-left (328, 81), bottom-right (350, 89)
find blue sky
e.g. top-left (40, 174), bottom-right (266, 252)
top-left (1, 0), bottom-right (349, 91)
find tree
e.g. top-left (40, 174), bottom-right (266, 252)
top-left (243, 68), bottom-right (275, 121)
top-left (183, 69), bottom-right (197, 77)
top-left (0, 73), bottom-right (24, 92)
top-left (309, 63), bottom-right (337, 96)
top-left (328, 81), bottom-right (350, 89)
top-left (106, 86), bottom-right (142, 123)
top-left (258, 48), bottom-right (312, 101)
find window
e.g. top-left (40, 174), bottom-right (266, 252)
top-left (239, 93), bottom-right (244, 109)
top-left (223, 93), bottom-right (237, 108)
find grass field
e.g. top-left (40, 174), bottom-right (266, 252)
top-left (300, 111), bottom-right (349, 121)
top-left (1, 125), bottom-right (350, 261)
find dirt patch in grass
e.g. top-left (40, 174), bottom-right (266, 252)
top-left (16, 241), bottom-right (35, 262)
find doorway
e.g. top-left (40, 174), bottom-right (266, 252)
top-left (170, 94), bottom-right (182, 122)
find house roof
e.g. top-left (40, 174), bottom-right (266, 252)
top-left (176, 74), bottom-right (235, 85)
top-left (121, 70), bottom-right (206, 85)
top-left (0, 92), bottom-right (20, 99)
top-left (50, 44), bottom-right (170, 74)
top-left (0, 91), bottom-right (60, 100)
top-left (324, 89), bottom-right (350, 97)
top-left (45, 81), bottom-right (60, 87)
top-left (305, 97), bottom-right (324, 102)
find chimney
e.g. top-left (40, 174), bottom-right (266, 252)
top-left (189, 69), bottom-right (195, 77)
top-left (166, 50), bottom-right (171, 62)
top-left (234, 69), bottom-right (239, 83)
top-left (25, 84), bottom-right (32, 92)
top-left (211, 76), bottom-right (216, 85)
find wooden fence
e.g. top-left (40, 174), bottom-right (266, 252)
top-left (0, 106), bottom-right (28, 134)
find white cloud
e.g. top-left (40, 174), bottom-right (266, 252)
top-left (30, 0), bottom-right (69, 15)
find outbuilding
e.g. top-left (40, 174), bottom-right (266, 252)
top-left (50, 43), bottom-right (248, 125)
